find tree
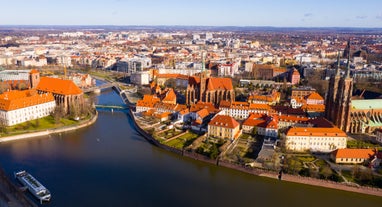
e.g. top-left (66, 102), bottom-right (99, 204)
top-left (51, 105), bottom-right (65, 124)
top-left (320, 165), bottom-right (332, 180)
top-left (0, 118), bottom-right (8, 134)
top-left (252, 127), bottom-right (257, 135)
top-left (209, 144), bottom-right (219, 159)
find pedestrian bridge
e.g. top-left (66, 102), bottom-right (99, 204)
top-left (83, 82), bottom-right (118, 93)
top-left (95, 104), bottom-right (128, 110)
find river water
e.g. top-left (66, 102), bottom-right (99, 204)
top-left (0, 90), bottom-right (381, 207)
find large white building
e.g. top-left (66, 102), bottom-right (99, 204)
top-left (0, 90), bottom-right (56, 126)
top-left (284, 127), bottom-right (347, 152)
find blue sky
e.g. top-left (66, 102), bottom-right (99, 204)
top-left (1, 0), bottom-right (382, 27)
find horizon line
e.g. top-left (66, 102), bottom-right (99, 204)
top-left (0, 24), bottom-right (382, 29)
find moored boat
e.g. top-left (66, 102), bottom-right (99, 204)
top-left (14, 170), bottom-right (51, 203)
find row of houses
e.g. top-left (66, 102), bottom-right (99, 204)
top-left (136, 91), bottom-right (349, 153)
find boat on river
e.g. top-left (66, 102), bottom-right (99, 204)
top-left (14, 170), bottom-right (51, 203)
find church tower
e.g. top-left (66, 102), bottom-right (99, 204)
top-left (325, 51), bottom-right (341, 121)
top-left (29, 69), bottom-right (40, 89)
top-left (199, 52), bottom-right (209, 102)
top-left (329, 40), bottom-right (353, 132)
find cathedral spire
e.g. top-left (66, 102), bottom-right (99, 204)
top-left (345, 40), bottom-right (351, 78)
top-left (335, 50), bottom-right (341, 76)
top-left (201, 51), bottom-right (205, 71)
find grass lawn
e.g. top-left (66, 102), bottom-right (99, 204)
top-left (347, 140), bottom-right (382, 149)
top-left (1, 116), bottom-right (80, 137)
top-left (165, 132), bottom-right (198, 149)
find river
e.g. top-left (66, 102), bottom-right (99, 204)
top-left (0, 89), bottom-right (381, 207)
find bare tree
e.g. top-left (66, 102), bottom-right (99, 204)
top-left (0, 117), bottom-right (8, 134)
top-left (51, 105), bottom-right (65, 124)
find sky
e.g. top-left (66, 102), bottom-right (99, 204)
top-left (1, 0), bottom-right (382, 27)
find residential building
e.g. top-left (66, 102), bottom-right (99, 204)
top-left (0, 90), bottom-right (56, 126)
top-left (219, 101), bottom-right (271, 120)
top-left (289, 68), bottom-right (301, 85)
top-left (136, 95), bottom-right (160, 113)
top-left (208, 115), bottom-right (241, 140)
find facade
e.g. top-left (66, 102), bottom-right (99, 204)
top-left (291, 87), bottom-right (316, 99)
top-left (284, 127), bottom-right (347, 152)
top-left (36, 77), bottom-right (84, 114)
top-left (0, 90), bottom-right (56, 126)
top-left (376, 129), bottom-right (382, 144)
top-left (289, 68), bottom-right (301, 85)
top-left (242, 113), bottom-right (310, 136)
top-left (248, 91), bottom-right (280, 105)
top-left (130, 71), bottom-right (150, 85)
top-left (208, 115), bottom-right (241, 140)
top-left (219, 101), bottom-right (271, 120)
top-left (156, 73), bottom-right (188, 88)
top-left (218, 63), bottom-right (238, 77)
top-left (331, 149), bottom-right (376, 164)
top-left (186, 70), bottom-right (235, 106)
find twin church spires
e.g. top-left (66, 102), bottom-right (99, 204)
top-left (325, 40), bottom-right (353, 132)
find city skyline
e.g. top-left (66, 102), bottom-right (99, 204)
top-left (1, 0), bottom-right (382, 28)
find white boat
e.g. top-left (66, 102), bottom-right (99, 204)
top-left (14, 170), bottom-right (51, 203)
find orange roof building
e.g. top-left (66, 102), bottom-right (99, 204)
top-left (284, 127), bottom-right (347, 152)
top-left (36, 77), bottom-right (83, 114)
top-left (186, 71), bottom-right (235, 106)
top-left (136, 95), bottom-right (160, 112)
top-left (208, 115), bottom-right (241, 140)
top-left (0, 90), bottom-right (56, 126)
top-left (331, 149), bottom-right (376, 164)
top-left (37, 77), bottom-right (82, 95)
top-left (161, 88), bottom-right (177, 105)
top-left (306, 92), bottom-right (324, 105)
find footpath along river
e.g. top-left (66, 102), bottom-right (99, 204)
top-left (0, 89), bottom-right (381, 207)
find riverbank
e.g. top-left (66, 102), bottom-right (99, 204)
top-left (0, 112), bottom-right (98, 143)
top-left (120, 90), bottom-right (382, 197)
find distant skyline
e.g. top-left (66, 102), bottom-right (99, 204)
top-left (2, 0), bottom-right (382, 28)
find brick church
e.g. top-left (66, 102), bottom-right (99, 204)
top-left (186, 69), bottom-right (235, 106)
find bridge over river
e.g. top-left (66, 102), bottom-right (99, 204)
top-left (95, 104), bottom-right (128, 110)
top-left (83, 82), bottom-right (119, 93)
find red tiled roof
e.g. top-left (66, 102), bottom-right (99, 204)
top-left (157, 73), bottom-right (188, 80)
top-left (190, 102), bottom-right (219, 113)
top-left (286, 127), bottom-right (346, 137)
top-left (137, 95), bottom-right (160, 108)
top-left (209, 115), bottom-right (239, 129)
top-left (207, 77), bottom-right (233, 91)
top-left (306, 92), bottom-right (324, 101)
top-left (0, 90), bottom-right (54, 111)
top-left (219, 100), bottom-right (231, 108)
top-left (37, 77), bottom-right (82, 95)
top-left (333, 149), bottom-right (376, 159)
top-left (196, 108), bottom-right (210, 119)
